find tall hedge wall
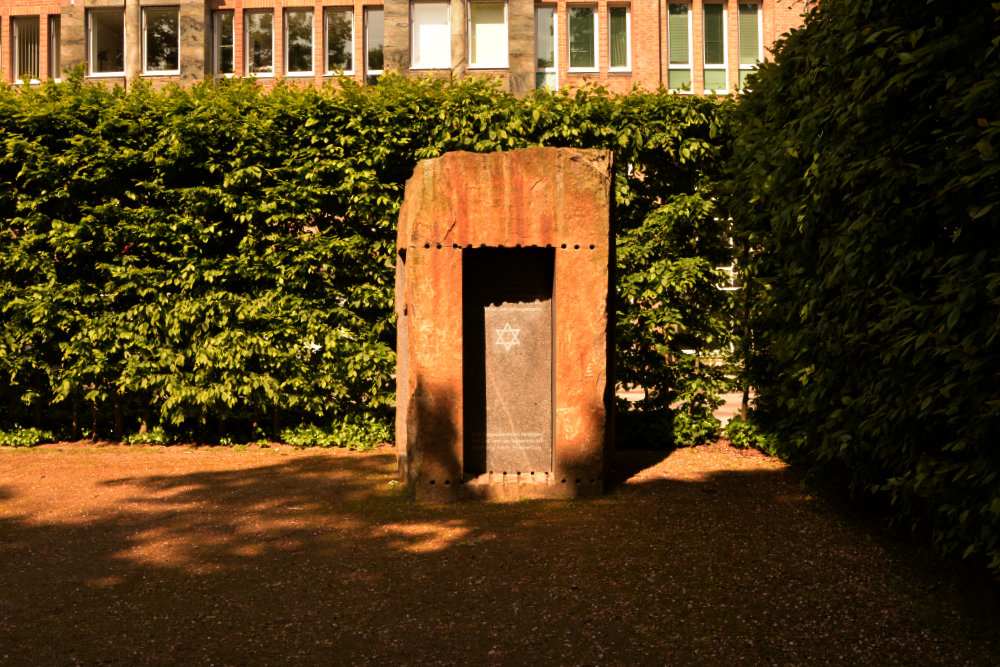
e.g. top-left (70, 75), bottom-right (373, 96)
top-left (0, 72), bottom-right (735, 446)
top-left (731, 2), bottom-right (1000, 568)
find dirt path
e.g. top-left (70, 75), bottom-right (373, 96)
top-left (1, 443), bottom-right (995, 665)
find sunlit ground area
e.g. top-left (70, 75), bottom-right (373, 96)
top-left (1, 442), bottom-right (996, 664)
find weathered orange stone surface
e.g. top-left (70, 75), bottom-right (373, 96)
top-left (396, 147), bottom-right (613, 502)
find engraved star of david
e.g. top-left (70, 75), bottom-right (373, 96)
top-left (495, 322), bottom-right (521, 351)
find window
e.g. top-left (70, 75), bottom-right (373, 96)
top-left (365, 8), bottom-right (384, 83)
top-left (88, 9), bottom-right (125, 76)
top-left (568, 6), bottom-right (597, 71)
top-left (214, 11), bottom-right (234, 76)
top-left (13, 16), bottom-right (40, 82)
top-left (143, 7), bottom-right (180, 74)
top-left (534, 6), bottom-right (556, 89)
top-left (285, 9), bottom-right (314, 75)
top-left (667, 3), bottom-right (691, 90)
top-left (411, 2), bottom-right (450, 69)
top-left (609, 5), bottom-right (630, 71)
top-left (325, 8), bottom-right (354, 74)
top-left (737, 3), bottom-right (761, 89)
top-left (49, 16), bottom-right (61, 79)
top-left (469, 1), bottom-right (507, 69)
top-left (245, 11), bottom-right (274, 75)
top-left (703, 3), bottom-right (727, 92)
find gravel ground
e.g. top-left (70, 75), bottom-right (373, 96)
top-left (0, 442), bottom-right (996, 665)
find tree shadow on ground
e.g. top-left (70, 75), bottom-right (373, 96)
top-left (0, 447), bottom-right (996, 665)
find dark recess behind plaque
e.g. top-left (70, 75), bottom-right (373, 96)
top-left (463, 248), bottom-right (555, 476)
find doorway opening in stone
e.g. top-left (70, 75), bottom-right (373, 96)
top-left (462, 247), bottom-right (555, 478)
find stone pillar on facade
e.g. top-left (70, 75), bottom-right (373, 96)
top-left (60, 5), bottom-right (86, 76)
top-left (179, 1), bottom-right (208, 85)
top-left (383, 0), bottom-right (411, 73)
top-left (125, 0), bottom-right (141, 85)
top-left (449, 0), bottom-right (467, 78)
top-left (507, 0), bottom-right (534, 96)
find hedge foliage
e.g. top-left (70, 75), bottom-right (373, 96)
top-left (0, 71), bottom-right (735, 447)
top-left (731, 1), bottom-right (1000, 569)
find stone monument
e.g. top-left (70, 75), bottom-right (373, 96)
top-left (395, 147), bottom-right (613, 501)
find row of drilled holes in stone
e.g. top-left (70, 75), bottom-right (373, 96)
top-left (418, 243), bottom-right (598, 250)
top-left (428, 476), bottom-right (598, 485)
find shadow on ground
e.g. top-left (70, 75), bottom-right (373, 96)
top-left (0, 446), bottom-right (996, 665)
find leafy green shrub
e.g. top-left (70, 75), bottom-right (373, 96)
top-left (0, 70), bottom-right (734, 448)
top-left (731, 2), bottom-right (1000, 569)
top-left (123, 427), bottom-right (171, 446)
top-left (0, 427), bottom-right (53, 448)
top-left (723, 415), bottom-right (777, 456)
top-left (281, 419), bottom-right (390, 450)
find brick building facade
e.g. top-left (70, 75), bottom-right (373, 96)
top-left (0, 0), bottom-right (805, 94)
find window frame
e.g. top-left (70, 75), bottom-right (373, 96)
top-left (702, 2), bottom-right (728, 93)
top-left (410, 1), bottom-right (451, 70)
top-left (213, 10), bottom-right (235, 77)
top-left (567, 5), bottom-right (598, 72)
top-left (324, 8), bottom-right (355, 76)
top-left (141, 6), bottom-right (181, 76)
top-left (87, 8), bottom-right (126, 77)
top-left (534, 4), bottom-right (558, 89)
top-left (467, 0), bottom-right (508, 69)
top-left (284, 8), bottom-right (315, 76)
top-left (666, 2), bottom-right (692, 92)
top-left (737, 2), bottom-right (762, 90)
top-left (12, 15), bottom-right (41, 84)
top-left (365, 7), bottom-right (384, 83)
top-left (608, 4), bottom-right (631, 72)
top-left (244, 9), bottom-right (275, 77)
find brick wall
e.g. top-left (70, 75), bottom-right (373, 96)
top-left (0, 0), bottom-right (805, 92)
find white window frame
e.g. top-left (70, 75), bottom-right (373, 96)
top-left (49, 15), bottom-right (61, 81)
top-left (567, 5), bottom-right (598, 72)
top-left (324, 8), bottom-right (355, 75)
top-left (737, 2), bottom-right (762, 90)
top-left (87, 8), bottom-right (126, 77)
top-left (142, 6), bottom-right (181, 76)
top-left (410, 1), bottom-right (451, 70)
top-left (13, 16), bottom-right (41, 84)
top-left (213, 10), bottom-right (235, 77)
top-left (667, 2), bottom-right (692, 92)
top-left (534, 5), bottom-right (557, 89)
top-left (284, 8), bottom-right (315, 76)
top-left (467, 0), bottom-right (508, 69)
top-left (608, 4), bottom-right (631, 72)
top-left (702, 2), bottom-right (728, 93)
top-left (245, 10), bottom-right (275, 77)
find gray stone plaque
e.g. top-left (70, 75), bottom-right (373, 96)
top-left (463, 248), bottom-right (554, 475)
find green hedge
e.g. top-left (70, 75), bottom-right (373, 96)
top-left (0, 71), bottom-right (735, 447)
top-left (731, 2), bottom-right (1000, 569)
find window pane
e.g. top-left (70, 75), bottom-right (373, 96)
top-left (738, 69), bottom-right (753, 89)
top-left (144, 8), bottom-right (179, 72)
top-left (470, 2), bottom-right (506, 67)
top-left (246, 11), bottom-right (273, 74)
top-left (14, 17), bottom-right (40, 80)
top-left (668, 69), bottom-right (690, 90)
top-left (609, 7), bottom-right (628, 69)
top-left (91, 10), bottom-right (125, 74)
top-left (216, 12), bottom-right (234, 74)
top-left (704, 4), bottom-right (724, 65)
top-left (49, 16), bottom-right (61, 79)
top-left (535, 7), bottom-right (554, 69)
top-left (704, 69), bottom-right (726, 90)
top-left (286, 10), bottom-right (313, 73)
top-left (668, 4), bottom-right (689, 65)
top-left (366, 8), bottom-right (384, 76)
top-left (568, 7), bottom-right (595, 69)
top-left (536, 71), bottom-right (557, 89)
top-left (412, 2), bottom-right (450, 69)
top-left (738, 3), bottom-right (760, 65)
top-left (326, 10), bottom-right (353, 72)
